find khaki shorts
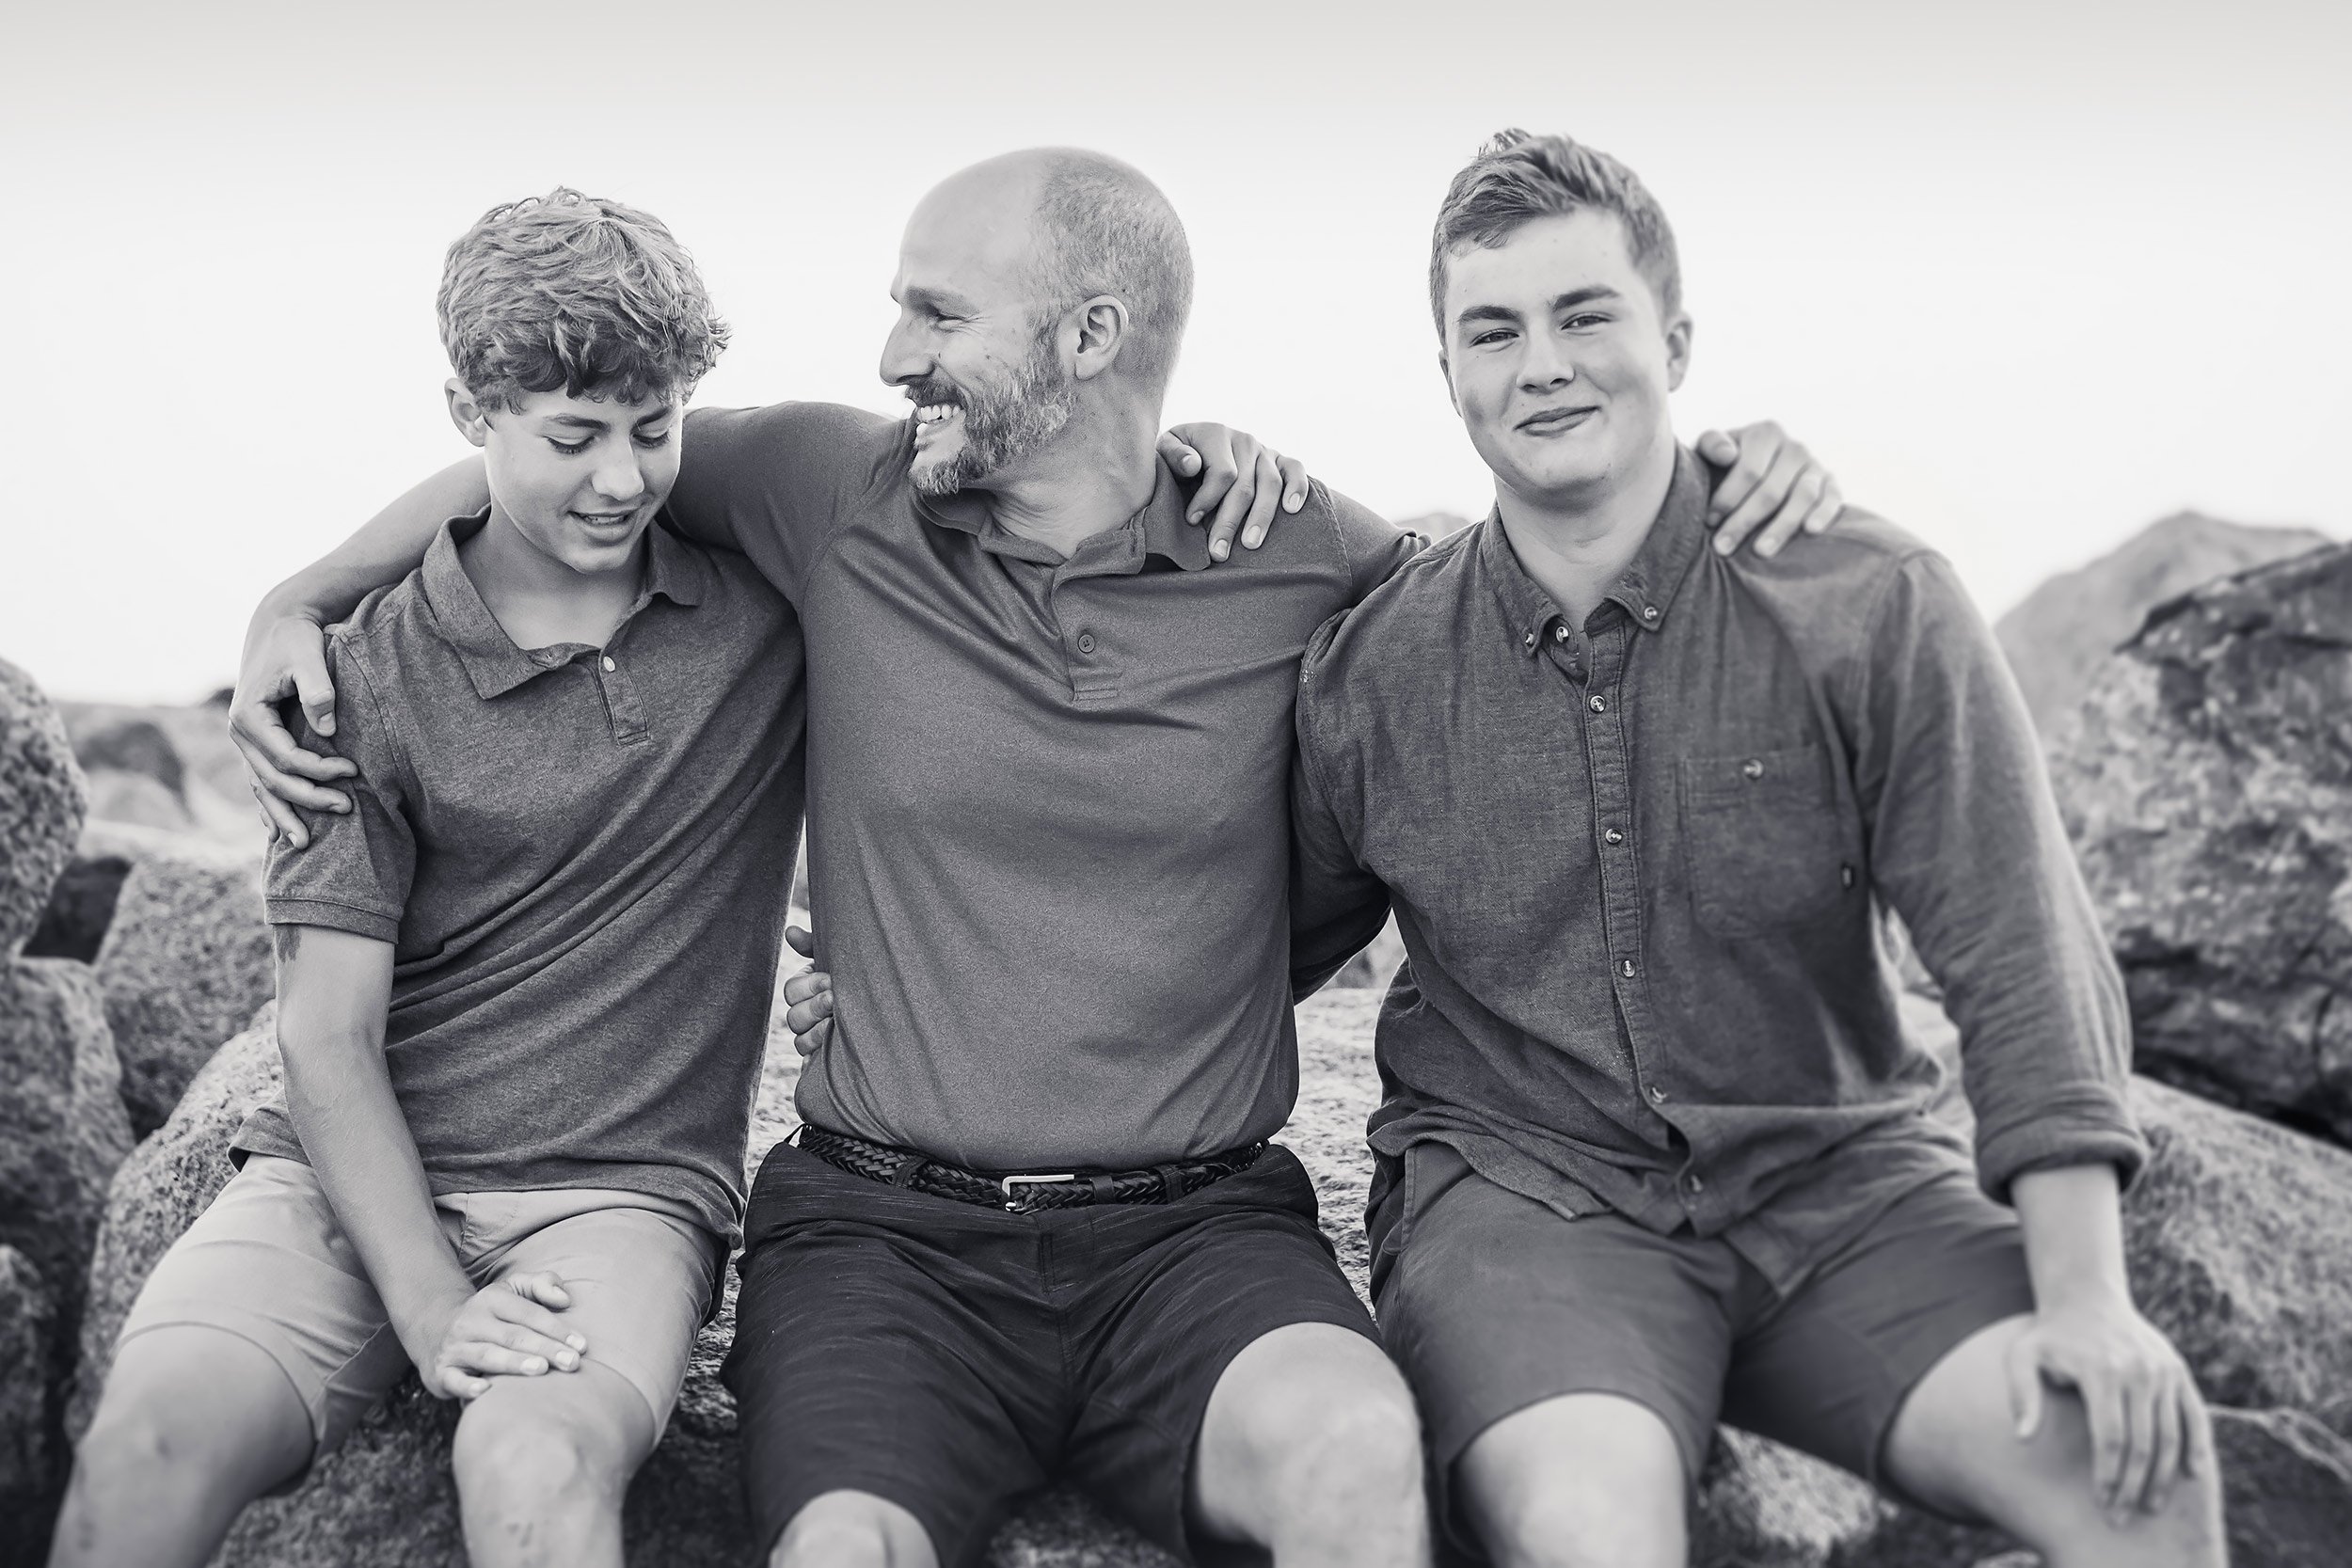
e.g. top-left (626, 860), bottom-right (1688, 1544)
top-left (117, 1154), bottom-right (721, 1463)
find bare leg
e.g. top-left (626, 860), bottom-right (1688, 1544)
top-left (1190, 1323), bottom-right (1429, 1568)
top-left (449, 1360), bottom-right (657, 1568)
top-left (1454, 1392), bottom-right (1687, 1568)
top-left (49, 1327), bottom-right (314, 1568)
top-left (769, 1490), bottom-right (940, 1568)
top-left (1884, 1315), bottom-right (2226, 1568)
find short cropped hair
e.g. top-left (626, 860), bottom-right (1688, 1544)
top-left (437, 188), bottom-right (728, 413)
top-left (1028, 151), bottom-right (1194, 386)
top-left (1428, 130), bottom-right (1682, 340)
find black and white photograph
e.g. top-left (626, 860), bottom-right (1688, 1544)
top-left (3, 2), bottom-right (2348, 1564)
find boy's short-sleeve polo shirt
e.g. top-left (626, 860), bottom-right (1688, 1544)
top-left (663, 403), bottom-right (1412, 1170)
top-left (234, 514), bottom-right (807, 1241)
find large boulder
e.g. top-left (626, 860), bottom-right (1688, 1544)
top-left (0, 657), bottom-right (87, 958)
top-left (0, 1246), bottom-right (58, 1567)
top-left (0, 960), bottom-right (133, 1337)
top-left (81, 821), bottom-right (271, 1135)
top-left (1994, 511), bottom-right (2331, 736)
top-left (2052, 545), bottom-right (2352, 1145)
top-left (2211, 1405), bottom-right (2352, 1568)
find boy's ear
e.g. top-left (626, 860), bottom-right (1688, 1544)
top-left (1663, 313), bottom-right (1694, 393)
top-left (1438, 351), bottom-right (1461, 419)
top-left (444, 379), bottom-right (492, 447)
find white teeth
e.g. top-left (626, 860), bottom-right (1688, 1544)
top-left (914, 404), bottom-right (957, 425)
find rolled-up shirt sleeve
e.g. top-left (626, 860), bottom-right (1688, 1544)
top-left (1844, 551), bottom-right (2147, 1198)
top-left (265, 643), bottom-right (415, 944)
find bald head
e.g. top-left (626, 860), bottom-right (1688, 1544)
top-left (944, 148), bottom-right (1195, 388)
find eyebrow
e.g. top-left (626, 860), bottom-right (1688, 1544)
top-left (1453, 284), bottom-right (1625, 332)
top-left (901, 282), bottom-right (977, 315)
top-left (543, 404), bottom-right (676, 431)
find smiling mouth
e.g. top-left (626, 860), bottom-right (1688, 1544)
top-left (1518, 405), bottom-right (1597, 435)
top-left (569, 508), bottom-right (640, 533)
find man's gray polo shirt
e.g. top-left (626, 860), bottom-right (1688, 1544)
top-left (664, 403), bottom-right (1410, 1170)
top-left (235, 513), bottom-right (807, 1241)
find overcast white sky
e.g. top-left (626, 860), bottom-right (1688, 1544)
top-left (5, 0), bottom-right (2346, 702)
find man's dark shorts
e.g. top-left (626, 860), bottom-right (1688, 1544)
top-left (1374, 1145), bottom-right (2033, 1541)
top-left (724, 1138), bottom-right (1378, 1567)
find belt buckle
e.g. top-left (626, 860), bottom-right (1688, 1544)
top-left (1000, 1173), bottom-right (1075, 1212)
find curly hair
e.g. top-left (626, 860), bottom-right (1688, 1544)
top-left (1428, 130), bottom-right (1681, 340)
top-left (437, 188), bottom-right (728, 412)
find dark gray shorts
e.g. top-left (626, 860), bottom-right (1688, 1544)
top-left (1374, 1147), bottom-right (2032, 1527)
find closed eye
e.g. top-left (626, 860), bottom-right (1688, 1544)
top-left (548, 436), bottom-right (592, 455)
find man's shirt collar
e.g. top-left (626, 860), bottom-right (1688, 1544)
top-left (1484, 445), bottom-right (1714, 657)
top-left (912, 458), bottom-right (1210, 575)
top-left (421, 511), bottom-right (708, 699)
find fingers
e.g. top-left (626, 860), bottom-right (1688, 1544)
top-left (249, 779), bottom-right (305, 849)
top-left (1154, 429), bottom-right (1204, 479)
top-left (784, 924), bottom-right (815, 960)
top-left (785, 989), bottom-right (834, 1038)
top-left (434, 1366), bottom-right (489, 1402)
top-left (2139, 1369), bottom-right (2185, 1515)
top-left (501, 1271), bottom-right (576, 1317)
top-left (794, 1019), bottom-right (834, 1058)
top-left (2110, 1368), bottom-right (2158, 1521)
top-left (1750, 467), bottom-right (1827, 560)
top-left (2085, 1370), bottom-right (2129, 1514)
top-left (1236, 450), bottom-right (1285, 553)
top-left (444, 1340), bottom-right (561, 1380)
top-left (1184, 429), bottom-right (1244, 553)
top-left (1202, 439), bottom-right (1264, 563)
top-left (2005, 1334), bottom-right (2045, 1441)
top-left (1703, 420), bottom-right (1783, 530)
top-left (1692, 428), bottom-right (1739, 469)
top-left (1274, 453), bottom-right (1310, 515)
top-left (488, 1281), bottom-right (585, 1360)
top-left (781, 968), bottom-right (832, 1008)
top-left (1712, 440), bottom-right (1812, 557)
top-left (2183, 1383), bottom-right (2217, 1481)
top-left (1801, 478), bottom-right (1845, 536)
top-left (290, 642), bottom-right (340, 738)
top-left (230, 704), bottom-right (356, 791)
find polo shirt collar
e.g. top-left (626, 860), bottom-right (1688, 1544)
top-left (421, 511), bottom-right (707, 699)
top-left (911, 458), bottom-right (1210, 574)
top-left (1484, 444), bottom-right (1713, 657)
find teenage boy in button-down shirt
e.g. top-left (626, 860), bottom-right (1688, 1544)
top-left (1289, 132), bottom-right (2227, 1568)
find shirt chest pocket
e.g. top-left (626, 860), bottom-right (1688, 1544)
top-left (1676, 741), bottom-right (1854, 938)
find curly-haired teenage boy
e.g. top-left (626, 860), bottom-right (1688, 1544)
top-left (52, 189), bottom-right (803, 1568)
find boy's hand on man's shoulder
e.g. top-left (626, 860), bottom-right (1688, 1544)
top-left (409, 1271), bottom-right (588, 1402)
top-left (1695, 422), bottom-right (1845, 559)
top-left (230, 614), bottom-right (358, 848)
top-left (1158, 424), bottom-right (1312, 563)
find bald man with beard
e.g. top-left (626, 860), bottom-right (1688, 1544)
top-left (233, 150), bottom-right (1837, 1568)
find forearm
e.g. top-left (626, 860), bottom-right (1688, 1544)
top-left (279, 1006), bottom-right (469, 1352)
top-left (2011, 1163), bottom-right (2132, 1308)
top-left (250, 456), bottom-right (491, 634)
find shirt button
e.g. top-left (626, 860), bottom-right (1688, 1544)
top-left (1523, 631), bottom-right (1537, 652)
top-left (1604, 827), bottom-right (1625, 846)
top-left (601, 657), bottom-right (616, 673)
top-left (1685, 1172), bottom-right (1706, 1195)
top-left (1742, 758), bottom-right (1765, 781)
top-left (1589, 695), bottom-right (1607, 713)
top-left (1619, 958), bottom-right (1636, 979)
top-left (1643, 605), bottom-right (1660, 622)
top-left (1553, 625), bottom-right (1569, 642)
top-left (1076, 632), bottom-right (1097, 655)
top-left (1646, 1084), bottom-right (1668, 1104)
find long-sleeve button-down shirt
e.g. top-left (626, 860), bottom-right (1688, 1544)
top-left (1291, 448), bottom-right (2145, 1292)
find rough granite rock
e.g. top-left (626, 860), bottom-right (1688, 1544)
top-left (0, 959), bottom-right (134, 1333)
top-left (83, 821), bottom-right (271, 1135)
top-left (0, 1246), bottom-right (58, 1567)
top-left (0, 657), bottom-right (88, 956)
top-left (20, 852), bottom-right (132, 963)
top-left (2210, 1405), bottom-right (2352, 1568)
top-left (1993, 512), bottom-right (2331, 735)
top-left (2050, 545), bottom-right (2352, 1144)
top-left (1904, 990), bottom-right (2352, 1437)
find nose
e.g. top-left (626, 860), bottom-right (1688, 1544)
top-left (880, 312), bottom-right (930, 388)
top-left (590, 442), bottom-right (647, 504)
top-left (1518, 330), bottom-right (1577, 392)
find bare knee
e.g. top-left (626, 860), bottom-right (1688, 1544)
top-left (1460, 1396), bottom-right (1685, 1568)
top-left (452, 1404), bottom-right (623, 1516)
top-left (1268, 1374), bottom-right (1425, 1508)
top-left (771, 1490), bottom-right (937, 1568)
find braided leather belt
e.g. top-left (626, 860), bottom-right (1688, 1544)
top-left (793, 1124), bottom-right (1266, 1213)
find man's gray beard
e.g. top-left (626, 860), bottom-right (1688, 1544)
top-left (911, 331), bottom-right (1079, 498)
